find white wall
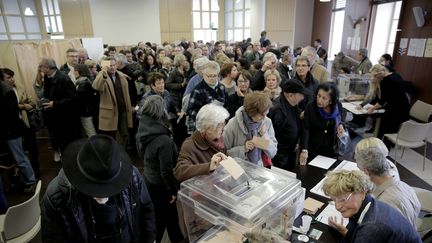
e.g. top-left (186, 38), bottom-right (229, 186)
top-left (89, 0), bottom-right (161, 46)
top-left (293, 0), bottom-right (314, 47)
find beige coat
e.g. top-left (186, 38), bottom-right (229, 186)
top-left (92, 70), bottom-right (133, 131)
top-left (311, 63), bottom-right (330, 84)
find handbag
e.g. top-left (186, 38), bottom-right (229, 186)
top-left (27, 108), bottom-right (44, 131)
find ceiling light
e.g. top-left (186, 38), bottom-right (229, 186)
top-left (24, 7), bottom-right (34, 16)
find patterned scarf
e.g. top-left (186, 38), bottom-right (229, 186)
top-left (242, 110), bottom-right (262, 164)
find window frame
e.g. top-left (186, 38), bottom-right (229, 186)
top-left (224, 0), bottom-right (251, 42)
top-left (0, 0), bottom-right (42, 40)
top-left (192, 0), bottom-right (219, 43)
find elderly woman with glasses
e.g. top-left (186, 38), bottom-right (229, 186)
top-left (186, 61), bottom-right (226, 133)
top-left (223, 91), bottom-right (277, 168)
top-left (355, 137), bottom-right (420, 229)
top-left (322, 170), bottom-right (421, 243)
top-left (174, 104), bottom-right (229, 182)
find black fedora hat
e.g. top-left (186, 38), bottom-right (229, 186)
top-left (62, 135), bottom-right (133, 198)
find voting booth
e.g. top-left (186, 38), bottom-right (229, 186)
top-left (178, 158), bottom-right (304, 242)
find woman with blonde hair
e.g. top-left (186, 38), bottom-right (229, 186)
top-left (364, 64), bottom-right (410, 141)
top-left (322, 170), bottom-right (420, 242)
top-left (263, 69), bottom-right (282, 100)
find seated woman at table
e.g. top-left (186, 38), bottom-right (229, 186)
top-left (174, 103), bottom-right (229, 182)
top-left (322, 170), bottom-right (421, 243)
top-left (365, 64), bottom-right (410, 141)
top-left (223, 91), bottom-right (277, 168)
top-left (355, 137), bottom-right (420, 229)
top-left (299, 82), bottom-right (346, 164)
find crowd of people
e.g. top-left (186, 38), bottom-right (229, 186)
top-left (0, 36), bottom-right (421, 242)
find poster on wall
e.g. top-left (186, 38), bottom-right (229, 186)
top-left (407, 38), bottom-right (418, 56)
top-left (424, 38), bottom-right (432, 58)
top-left (398, 38), bottom-right (408, 56)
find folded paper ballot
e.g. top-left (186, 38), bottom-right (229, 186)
top-left (303, 197), bottom-right (325, 215)
top-left (251, 136), bottom-right (269, 150)
top-left (220, 156), bottom-right (245, 180)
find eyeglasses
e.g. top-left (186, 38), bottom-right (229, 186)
top-left (296, 64), bottom-right (309, 68)
top-left (205, 74), bottom-right (218, 78)
top-left (332, 192), bottom-right (353, 205)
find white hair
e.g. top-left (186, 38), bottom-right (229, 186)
top-left (193, 56), bottom-right (210, 71)
top-left (196, 104), bottom-right (229, 132)
top-left (262, 52), bottom-right (277, 63)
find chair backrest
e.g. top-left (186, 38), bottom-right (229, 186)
top-left (397, 120), bottom-right (432, 143)
top-left (3, 180), bottom-right (42, 240)
top-left (412, 187), bottom-right (432, 212)
top-left (410, 100), bottom-right (432, 123)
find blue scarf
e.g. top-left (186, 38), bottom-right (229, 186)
top-left (242, 110), bottom-right (262, 164)
top-left (318, 105), bottom-right (341, 133)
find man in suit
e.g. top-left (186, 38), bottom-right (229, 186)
top-left (59, 48), bottom-right (79, 84)
top-left (40, 57), bottom-right (82, 153)
top-left (93, 57), bottom-right (133, 149)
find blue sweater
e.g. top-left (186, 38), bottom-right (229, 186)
top-left (343, 195), bottom-right (421, 243)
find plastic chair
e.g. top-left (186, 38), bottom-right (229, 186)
top-left (413, 187), bottom-right (432, 240)
top-left (410, 100), bottom-right (432, 123)
top-left (0, 180), bottom-right (41, 243)
top-left (383, 120), bottom-right (432, 171)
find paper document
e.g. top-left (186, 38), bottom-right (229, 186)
top-left (316, 204), bottom-right (348, 227)
top-left (335, 160), bottom-right (359, 171)
top-left (251, 136), bottom-right (269, 150)
top-left (308, 155), bottom-right (337, 170)
top-left (220, 157), bottom-right (245, 180)
top-left (310, 177), bottom-right (330, 199)
top-left (342, 102), bottom-right (384, 115)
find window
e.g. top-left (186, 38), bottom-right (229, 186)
top-left (369, 1), bottom-right (401, 64)
top-left (225, 0), bottom-right (250, 42)
top-left (328, 0), bottom-right (346, 59)
top-left (0, 0), bottom-right (41, 40)
top-left (193, 0), bottom-right (219, 42)
top-left (41, 0), bottom-right (64, 39)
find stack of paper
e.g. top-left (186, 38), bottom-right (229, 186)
top-left (303, 197), bottom-right (325, 215)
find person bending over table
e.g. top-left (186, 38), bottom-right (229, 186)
top-left (299, 82), bottom-right (346, 164)
top-left (322, 170), bottom-right (421, 243)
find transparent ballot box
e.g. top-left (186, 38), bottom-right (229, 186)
top-left (337, 74), bottom-right (371, 97)
top-left (178, 159), bottom-right (304, 242)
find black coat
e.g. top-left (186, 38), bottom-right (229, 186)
top-left (0, 82), bottom-right (22, 140)
top-left (301, 102), bottom-right (340, 161)
top-left (291, 73), bottom-right (318, 111)
top-left (268, 95), bottom-right (302, 152)
top-left (41, 168), bottom-right (156, 243)
top-left (136, 115), bottom-right (178, 196)
top-left (225, 93), bottom-right (245, 118)
top-left (43, 70), bottom-right (82, 150)
top-left (165, 68), bottom-right (186, 110)
top-left (76, 77), bottom-right (99, 117)
top-left (376, 72), bottom-right (410, 138)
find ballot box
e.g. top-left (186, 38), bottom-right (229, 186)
top-left (337, 74), bottom-right (371, 98)
top-left (178, 158), bottom-right (304, 242)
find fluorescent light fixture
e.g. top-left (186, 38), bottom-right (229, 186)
top-left (320, 0), bottom-right (331, 2)
top-left (24, 7), bottom-right (34, 16)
